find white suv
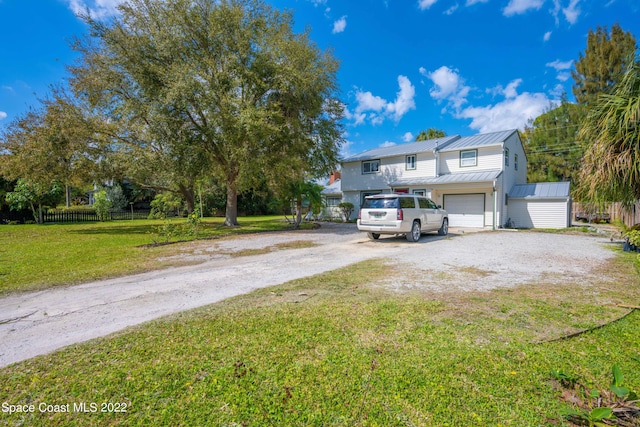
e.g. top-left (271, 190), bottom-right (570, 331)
top-left (357, 194), bottom-right (448, 242)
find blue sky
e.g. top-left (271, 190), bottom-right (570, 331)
top-left (1, 0), bottom-right (638, 158)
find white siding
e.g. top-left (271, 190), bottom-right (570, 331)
top-left (341, 154), bottom-right (436, 192)
top-left (440, 146), bottom-right (503, 174)
top-left (502, 132), bottom-right (527, 192)
top-left (508, 199), bottom-right (570, 229)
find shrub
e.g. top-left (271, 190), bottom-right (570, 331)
top-left (93, 190), bottom-right (112, 221)
top-left (337, 202), bottom-right (354, 222)
top-left (106, 185), bottom-right (129, 211)
top-left (149, 192), bottom-right (183, 219)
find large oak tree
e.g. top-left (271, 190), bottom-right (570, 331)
top-left (71, 0), bottom-right (342, 226)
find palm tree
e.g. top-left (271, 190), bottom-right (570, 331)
top-left (578, 57), bottom-right (640, 205)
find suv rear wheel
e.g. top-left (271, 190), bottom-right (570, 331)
top-left (406, 220), bottom-right (421, 242)
top-left (367, 232), bottom-right (380, 240)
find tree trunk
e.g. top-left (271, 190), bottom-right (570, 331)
top-left (224, 176), bottom-right (239, 227)
top-left (38, 203), bottom-right (44, 224)
top-left (294, 194), bottom-right (303, 228)
top-left (65, 185), bottom-right (71, 208)
top-left (178, 184), bottom-right (195, 214)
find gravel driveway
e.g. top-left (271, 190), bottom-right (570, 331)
top-left (0, 223), bottom-right (615, 367)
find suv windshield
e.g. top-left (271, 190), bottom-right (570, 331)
top-left (362, 197), bottom-right (399, 209)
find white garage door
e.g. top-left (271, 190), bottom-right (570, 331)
top-left (443, 194), bottom-right (485, 227)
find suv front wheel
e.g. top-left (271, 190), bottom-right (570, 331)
top-left (438, 218), bottom-right (448, 236)
top-left (406, 220), bottom-right (421, 242)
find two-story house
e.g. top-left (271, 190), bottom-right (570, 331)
top-left (339, 129), bottom-right (571, 229)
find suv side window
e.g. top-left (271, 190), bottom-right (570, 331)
top-left (427, 199), bottom-right (438, 209)
top-left (418, 198), bottom-right (430, 208)
top-left (400, 197), bottom-right (416, 209)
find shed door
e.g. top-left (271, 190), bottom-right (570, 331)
top-left (443, 194), bottom-right (485, 227)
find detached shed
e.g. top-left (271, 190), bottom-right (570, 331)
top-left (508, 182), bottom-right (571, 229)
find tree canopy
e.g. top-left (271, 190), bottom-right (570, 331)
top-left (522, 96), bottom-right (585, 185)
top-left (70, 0), bottom-right (343, 226)
top-left (572, 23), bottom-right (637, 107)
top-left (0, 88), bottom-right (101, 207)
top-left (415, 128), bottom-right (446, 141)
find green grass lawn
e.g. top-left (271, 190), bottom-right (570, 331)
top-left (1, 248), bottom-right (639, 426)
top-left (0, 216), bottom-right (301, 295)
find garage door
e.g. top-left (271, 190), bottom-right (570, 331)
top-left (443, 194), bottom-right (485, 227)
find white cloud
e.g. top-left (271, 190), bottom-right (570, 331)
top-left (350, 76), bottom-right (417, 126)
top-left (458, 91), bottom-right (550, 133)
top-left (546, 59), bottom-right (573, 71)
top-left (543, 31), bottom-right (552, 41)
top-left (310, 0), bottom-right (328, 6)
top-left (549, 83), bottom-right (566, 98)
top-left (65, 0), bottom-right (122, 19)
top-left (444, 4), bottom-right (459, 15)
top-left (466, 0), bottom-right (489, 5)
top-left (403, 132), bottom-right (414, 142)
top-left (546, 59), bottom-right (573, 81)
top-left (487, 79), bottom-right (522, 98)
top-left (425, 66), bottom-right (470, 109)
top-left (424, 67), bottom-right (551, 133)
top-left (503, 0), bottom-right (545, 16)
top-left (503, 79), bottom-right (522, 98)
top-left (0, 111), bottom-right (7, 121)
top-left (386, 76), bottom-right (416, 121)
top-left (380, 141), bottom-right (397, 148)
top-left (332, 16), bottom-right (347, 34)
top-left (562, 0), bottom-right (581, 24)
top-left (343, 106), bottom-right (367, 126)
top-left (339, 139), bottom-right (354, 160)
top-left (355, 92), bottom-right (387, 113)
top-left (418, 0), bottom-right (438, 10)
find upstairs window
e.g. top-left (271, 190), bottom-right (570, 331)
top-left (362, 160), bottom-right (380, 174)
top-left (406, 154), bottom-right (416, 170)
top-left (514, 154), bottom-right (519, 171)
top-left (504, 148), bottom-right (510, 167)
top-left (460, 150), bottom-right (477, 167)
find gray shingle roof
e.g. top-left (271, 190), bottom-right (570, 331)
top-left (341, 135), bottom-right (460, 162)
top-left (437, 129), bottom-right (518, 152)
top-left (509, 182), bottom-right (570, 199)
top-left (390, 170), bottom-right (503, 187)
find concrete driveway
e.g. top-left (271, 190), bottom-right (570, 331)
top-left (0, 223), bottom-right (615, 367)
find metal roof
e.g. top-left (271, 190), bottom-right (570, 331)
top-left (438, 129), bottom-right (518, 152)
top-left (509, 182), bottom-right (570, 199)
top-left (341, 135), bottom-right (460, 162)
top-left (390, 169), bottom-right (503, 187)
